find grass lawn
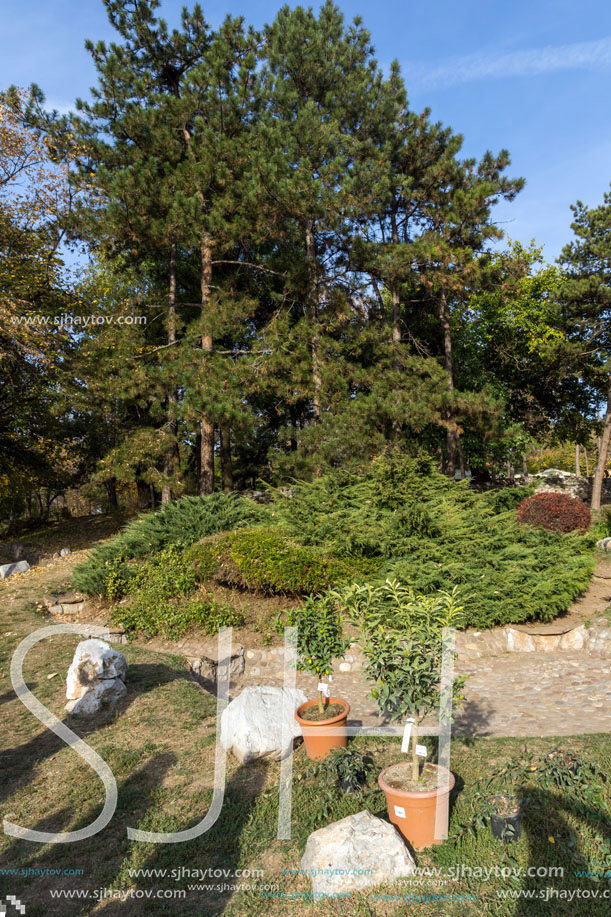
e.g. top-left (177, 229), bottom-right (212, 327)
top-left (0, 555), bottom-right (609, 916)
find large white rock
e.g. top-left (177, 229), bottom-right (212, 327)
top-left (301, 810), bottom-right (415, 896)
top-left (0, 560), bottom-right (30, 579)
top-left (65, 639), bottom-right (128, 715)
top-left (220, 685), bottom-right (307, 763)
top-left (66, 678), bottom-right (127, 715)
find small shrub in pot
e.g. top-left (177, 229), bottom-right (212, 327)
top-left (338, 579), bottom-right (465, 847)
top-left (286, 594), bottom-right (351, 759)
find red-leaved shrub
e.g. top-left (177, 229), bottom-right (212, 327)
top-left (516, 492), bottom-right (591, 534)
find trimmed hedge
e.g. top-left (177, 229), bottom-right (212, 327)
top-left (517, 492), bottom-right (591, 534)
top-left (189, 529), bottom-right (382, 595)
top-left (73, 493), bottom-right (265, 596)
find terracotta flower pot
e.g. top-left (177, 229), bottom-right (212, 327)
top-left (295, 697), bottom-right (350, 760)
top-left (378, 763), bottom-right (455, 849)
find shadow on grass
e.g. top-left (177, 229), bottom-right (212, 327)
top-left (0, 661), bottom-right (192, 807)
top-left (506, 786), bottom-right (611, 917)
top-left (0, 752), bottom-right (177, 915)
top-left (96, 760), bottom-right (269, 916)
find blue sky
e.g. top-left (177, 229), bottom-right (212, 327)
top-left (2, 0), bottom-right (611, 260)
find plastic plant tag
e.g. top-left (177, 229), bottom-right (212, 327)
top-left (394, 806), bottom-right (406, 818)
top-left (317, 682), bottom-right (330, 698)
top-left (401, 718), bottom-right (415, 753)
top-left (416, 744), bottom-right (428, 757)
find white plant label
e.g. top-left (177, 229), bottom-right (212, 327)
top-left (416, 744), bottom-right (428, 757)
top-left (328, 674), bottom-right (333, 682)
top-left (401, 718), bottom-right (415, 753)
top-left (317, 683), bottom-right (330, 698)
top-left (394, 806), bottom-right (406, 818)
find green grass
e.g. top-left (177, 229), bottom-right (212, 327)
top-left (1, 568), bottom-right (609, 916)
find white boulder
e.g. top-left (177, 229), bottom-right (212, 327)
top-left (66, 639), bottom-right (128, 715)
top-left (301, 810), bottom-right (415, 896)
top-left (66, 679), bottom-right (127, 715)
top-left (220, 685), bottom-right (307, 763)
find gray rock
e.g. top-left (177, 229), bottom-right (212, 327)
top-left (66, 639), bottom-right (128, 715)
top-left (220, 685), bottom-right (307, 763)
top-left (189, 644), bottom-right (245, 681)
top-left (60, 547), bottom-right (71, 557)
top-left (0, 560), bottom-right (30, 579)
top-left (301, 810), bottom-right (415, 896)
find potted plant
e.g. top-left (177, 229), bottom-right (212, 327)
top-left (286, 594), bottom-right (351, 759)
top-left (339, 579), bottom-right (465, 848)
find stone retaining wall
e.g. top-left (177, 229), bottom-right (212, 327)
top-left (242, 620), bottom-right (611, 680)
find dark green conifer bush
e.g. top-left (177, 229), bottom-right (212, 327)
top-left (73, 494), bottom-right (265, 595)
top-left (271, 455), bottom-right (596, 628)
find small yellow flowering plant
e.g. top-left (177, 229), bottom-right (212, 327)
top-left (286, 594), bottom-right (350, 714)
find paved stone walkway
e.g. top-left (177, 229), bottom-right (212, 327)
top-left (234, 649), bottom-right (611, 738)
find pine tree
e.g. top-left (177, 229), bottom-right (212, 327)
top-left (251, 1), bottom-right (385, 454)
top-left (560, 190), bottom-right (611, 510)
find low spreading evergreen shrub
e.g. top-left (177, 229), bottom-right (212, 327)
top-left (271, 455), bottom-right (596, 629)
top-left (73, 493), bottom-right (265, 595)
top-left (517, 492), bottom-right (591, 534)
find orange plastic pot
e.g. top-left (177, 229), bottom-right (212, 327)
top-left (378, 763), bottom-right (455, 849)
top-left (295, 698), bottom-right (350, 760)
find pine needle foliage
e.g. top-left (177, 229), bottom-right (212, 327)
top-left (73, 494), bottom-right (265, 595)
top-left (271, 455), bottom-right (596, 628)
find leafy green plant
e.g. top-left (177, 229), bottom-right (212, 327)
top-left (285, 594), bottom-right (350, 713)
top-left (295, 747), bottom-right (374, 822)
top-left (73, 493), bottom-right (265, 595)
top-left (102, 555), bottom-right (135, 600)
top-left (338, 580), bottom-right (465, 782)
top-left (183, 542), bottom-right (220, 583)
top-left (106, 545), bottom-right (242, 639)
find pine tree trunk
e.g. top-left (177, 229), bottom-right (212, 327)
top-left (457, 437), bottom-right (466, 479)
top-left (220, 425), bottom-right (233, 492)
top-left (162, 244), bottom-right (178, 505)
top-left (305, 221), bottom-right (322, 423)
top-left (575, 444), bottom-right (581, 477)
top-left (199, 236), bottom-right (215, 496)
top-left (106, 478), bottom-right (119, 511)
top-left (439, 290), bottom-right (456, 477)
top-left (390, 214), bottom-right (401, 346)
top-left (591, 377), bottom-right (611, 511)
top-left (136, 478), bottom-right (149, 509)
